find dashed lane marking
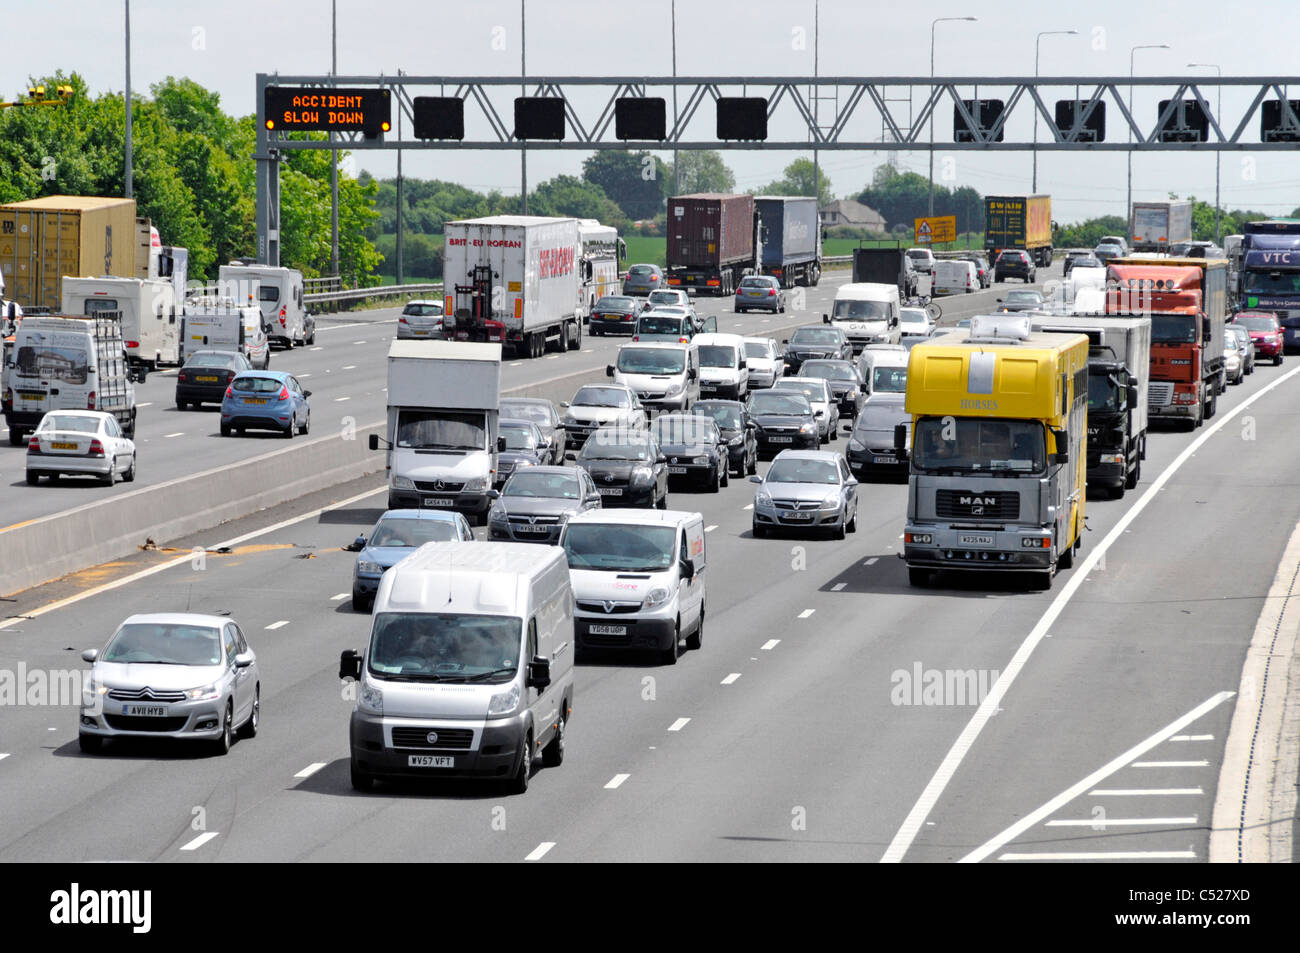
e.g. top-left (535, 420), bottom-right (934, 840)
top-left (265, 620), bottom-right (289, 630)
top-left (721, 673), bottom-right (741, 685)
top-left (525, 842), bottom-right (555, 861)
top-left (668, 718), bottom-right (690, 732)
top-left (180, 832), bottom-right (219, 851)
top-left (798, 609), bottom-right (815, 619)
top-left (605, 774), bottom-right (630, 789)
top-left (294, 763), bottom-right (326, 779)
top-left (761, 639), bottom-right (779, 650)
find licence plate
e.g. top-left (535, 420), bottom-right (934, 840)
top-left (408, 755), bottom-right (454, 768)
top-left (872, 454), bottom-right (897, 464)
top-left (782, 512), bottom-right (814, 522)
top-left (701, 384), bottom-right (717, 390)
top-left (515, 524), bottom-right (549, 533)
top-left (18, 391), bottom-right (44, 401)
top-left (244, 397), bottom-right (268, 405)
top-left (51, 441), bottom-right (78, 450)
top-left (668, 466), bottom-right (688, 474)
top-left (412, 330), bottom-right (429, 336)
top-left (959, 534), bottom-right (994, 546)
top-left (422, 497), bottom-right (454, 507)
top-left (589, 624), bottom-right (627, 636)
top-left (196, 375), bottom-right (218, 382)
top-left (598, 487), bottom-right (623, 496)
top-left (747, 291), bottom-right (763, 297)
top-left (124, 704), bottom-right (167, 717)
top-left (769, 436), bottom-right (793, 444)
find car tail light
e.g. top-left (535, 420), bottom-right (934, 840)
top-left (178, 371), bottom-right (188, 382)
top-left (88, 438), bottom-right (105, 457)
top-left (398, 317), bottom-right (408, 324)
top-left (87, 391), bottom-right (96, 410)
top-left (632, 335), bottom-right (639, 341)
top-left (679, 337), bottom-right (689, 344)
top-left (27, 436), bottom-right (40, 453)
top-left (125, 340), bottom-right (139, 349)
top-left (768, 288), bottom-right (777, 296)
top-left (278, 385), bottom-right (290, 401)
top-left (225, 385), bottom-right (233, 398)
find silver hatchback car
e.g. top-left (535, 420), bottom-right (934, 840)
top-left (79, 613), bottom-right (261, 755)
top-left (749, 449), bottom-right (859, 539)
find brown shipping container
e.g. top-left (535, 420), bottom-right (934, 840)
top-left (0, 195), bottom-right (138, 308)
top-left (667, 193), bottom-right (755, 268)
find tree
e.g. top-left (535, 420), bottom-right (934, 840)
top-left (582, 151), bottom-right (668, 220)
top-left (857, 166), bottom-right (939, 232)
top-left (668, 151), bottom-right (735, 194)
top-left (526, 175), bottom-right (628, 231)
top-left (758, 158), bottom-right (833, 206)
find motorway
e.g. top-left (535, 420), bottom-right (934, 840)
top-left (1, 264), bottom-right (1295, 862)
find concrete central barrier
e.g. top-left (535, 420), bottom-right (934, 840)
top-left (0, 311), bottom-right (823, 597)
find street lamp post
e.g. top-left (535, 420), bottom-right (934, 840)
top-left (1127, 44), bottom-right (1170, 228)
top-left (928, 16), bottom-right (977, 218)
top-left (1032, 30), bottom-right (1078, 193)
top-left (1188, 62), bottom-right (1222, 242)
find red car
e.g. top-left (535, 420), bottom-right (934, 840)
top-left (1231, 311), bottom-right (1284, 366)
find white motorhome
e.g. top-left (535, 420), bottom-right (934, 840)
top-left (607, 341), bottom-right (700, 412)
top-left (217, 264), bottom-right (310, 349)
top-left (560, 509), bottom-right (706, 665)
top-left (577, 219), bottom-right (625, 324)
top-left (3, 313), bottom-right (136, 444)
top-left (823, 283), bottom-right (901, 352)
top-left (180, 297), bottom-right (269, 368)
top-left (371, 340), bottom-right (502, 524)
top-left (338, 541), bottom-right (576, 793)
top-left (62, 275), bottom-right (179, 369)
top-left (692, 332), bottom-right (750, 400)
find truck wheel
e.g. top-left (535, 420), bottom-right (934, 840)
top-left (1059, 535), bottom-right (1075, 569)
top-left (1126, 459), bottom-right (1141, 489)
top-left (559, 322), bottom-right (569, 352)
top-left (541, 710), bottom-right (566, 767)
top-left (9, 429), bottom-right (25, 447)
top-left (1205, 389), bottom-right (1217, 420)
top-left (1113, 481), bottom-right (1126, 500)
top-left (568, 320), bottom-right (582, 351)
top-left (908, 567), bottom-right (931, 587)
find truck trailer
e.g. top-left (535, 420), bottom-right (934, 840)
top-left (755, 196), bottom-right (821, 288)
top-left (851, 247), bottom-right (917, 298)
top-left (666, 193), bottom-right (755, 295)
top-left (1130, 201), bottom-right (1193, 253)
top-left (984, 194), bottom-right (1053, 268)
top-left (442, 216), bottom-right (584, 358)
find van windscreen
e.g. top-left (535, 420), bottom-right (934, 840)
top-left (368, 613), bottom-right (521, 682)
top-left (563, 524), bottom-right (677, 572)
top-left (395, 410), bottom-right (486, 450)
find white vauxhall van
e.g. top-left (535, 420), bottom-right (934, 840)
top-left (559, 509), bottom-right (706, 665)
top-left (824, 282), bottom-right (901, 352)
top-left (339, 541), bottom-right (575, 794)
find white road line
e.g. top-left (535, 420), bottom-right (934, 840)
top-left (334, 396), bottom-right (351, 402)
top-left (310, 346), bottom-right (323, 351)
top-left (265, 620), bottom-right (290, 630)
top-left (721, 673), bottom-right (741, 685)
top-left (510, 362), bottom-right (523, 367)
top-left (797, 609), bottom-right (815, 619)
top-left (743, 503), bottom-right (753, 511)
top-left (525, 842), bottom-right (555, 861)
top-left (164, 432), bottom-right (184, 438)
top-left (1044, 817), bottom-right (1197, 827)
top-left (1132, 760), bottom-right (1208, 768)
top-left (1089, 788), bottom-right (1204, 796)
top-left (955, 692), bottom-right (1233, 864)
top-left (545, 354), bottom-right (560, 360)
top-left (0, 753), bottom-right (8, 762)
top-left (136, 402), bottom-right (153, 408)
top-left (294, 762), bottom-right (326, 779)
top-left (864, 557), bottom-right (878, 566)
top-left (297, 373), bottom-right (311, 378)
top-left (667, 718), bottom-right (690, 732)
top-left (582, 349), bottom-right (593, 353)
top-left (330, 593), bottom-right (348, 601)
top-left (880, 369), bottom-right (1300, 864)
top-left (342, 365), bottom-right (357, 370)
top-left (831, 582), bottom-right (846, 591)
top-left (761, 639), bottom-right (780, 650)
top-left (704, 524), bottom-right (717, 533)
top-left (352, 341), bottom-right (367, 345)
top-left (604, 774), bottom-right (630, 789)
top-left (999, 850), bottom-right (1195, 861)
top-left (180, 832), bottom-right (219, 851)
top-left (1171, 734), bottom-right (1213, 741)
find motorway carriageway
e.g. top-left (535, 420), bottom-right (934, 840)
top-left (0, 261), bottom-right (1296, 862)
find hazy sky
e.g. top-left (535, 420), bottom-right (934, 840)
top-left (7, 0), bottom-right (1300, 224)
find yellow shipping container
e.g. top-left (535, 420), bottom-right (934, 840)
top-left (0, 195), bottom-right (139, 309)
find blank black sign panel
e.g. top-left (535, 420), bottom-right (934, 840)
top-left (514, 97), bottom-right (566, 140)
top-left (1053, 100), bottom-right (1106, 142)
top-left (716, 97), bottom-right (768, 140)
top-left (615, 97), bottom-right (667, 140)
top-left (413, 97), bottom-right (465, 140)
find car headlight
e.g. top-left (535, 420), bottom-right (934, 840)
top-left (823, 493), bottom-right (842, 507)
top-left (693, 455), bottom-right (710, 465)
top-left (185, 683), bottom-right (221, 701)
top-left (462, 477), bottom-right (487, 492)
top-left (630, 465), bottom-right (654, 485)
top-left (488, 506), bottom-right (507, 523)
top-left (755, 490), bottom-right (772, 507)
top-left (392, 475), bottom-right (416, 490)
top-left (800, 422), bottom-right (817, 434)
top-left (487, 682), bottom-right (520, 716)
top-left (357, 559), bottom-right (384, 574)
top-left (358, 679), bottom-right (383, 714)
top-left (845, 388), bottom-right (858, 400)
top-left (666, 381), bottom-right (684, 396)
top-left (643, 587), bottom-right (672, 610)
top-left (848, 435), bottom-right (866, 451)
top-left (727, 433), bottom-right (744, 446)
top-left (81, 678), bottom-right (109, 705)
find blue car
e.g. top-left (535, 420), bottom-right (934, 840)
top-left (348, 509), bottom-right (475, 611)
top-left (220, 370), bottom-right (311, 438)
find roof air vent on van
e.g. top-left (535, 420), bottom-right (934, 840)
top-left (968, 314), bottom-right (1032, 343)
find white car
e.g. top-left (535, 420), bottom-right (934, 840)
top-left (743, 336), bottom-right (784, 388)
top-left (397, 299), bottom-right (447, 339)
top-left (26, 410), bottom-right (137, 486)
top-left (906, 247), bottom-right (936, 274)
top-left (642, 289), bottom-right (692, 312)
top-left (899, 307), bottom-right (934, 339)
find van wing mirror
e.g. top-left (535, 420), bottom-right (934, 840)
top-left (1127, 383), bottom-right (1139, 408)
top-left (368, 433), bottom-right (380, 451)
top-left (527, 656), bottom-right (551, 690)
top-left (606, 364), bottom-right (614, 378)
top-left (1051, 428), bottom-right (1069, 464)
top-left (338, 649), bottom-right (362, 681)
top-left (893, 423), bottom-right (909, 455)
top-left (680, 558), bottom-right (696, 580)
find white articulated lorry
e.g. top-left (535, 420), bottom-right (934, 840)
top-left (442, 216), bottom-right (584, 359)
top-left (370, 340), bottom-right (504, 524)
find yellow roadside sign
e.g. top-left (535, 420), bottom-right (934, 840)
top-left (914, 215), bottom-right (957, 244)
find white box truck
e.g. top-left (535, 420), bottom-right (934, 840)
top-left (442, 216), bottom-right (584, 359)
top-left (370, 340), bottom-right (503, 523)
top-left (1032, 314), bottom-right (1151, 497)
top-left (1130, 201), bottom-right (1193, 253)
top-left (61, 275), bottom-right (180, 370)
top-left (217, 263), bottom-right (311, 349)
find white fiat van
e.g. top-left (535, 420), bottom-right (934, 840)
top-left (824, 282), bottom-right (901, 352)
top-left (692, 331), bottom-right (749, 400)
top-left (339, 541), bottom-right (575, 794)
top-left (559, 509), bottom-right (706, 665)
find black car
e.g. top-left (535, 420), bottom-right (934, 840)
top-left (176, 350), bottom-right (250, 409)
top-left (747, 389), bottom-right (819, 457)
top-left (486, 466), bottom-right (602, 544)
top-left (575, 428), bottom-right (668, 508)
top-left (692, 399), bottom-right (758, 477)
top-left (994, 249), bottom-right (1036, 283)
top-left (499, 397), bottom-right (565, 464)
top-left (494, 418), bottom-right (550, 489)
top-left (651, 414), bottom-right (729, 492)
top-left (589, 295), bottom-right (641, 336)
top-left (997, 290), bottom-right (1046, 313)
top-left (1063, 252), bottom-right (1102, 277)
top-left (798, 359), bottom-right (865, 422)
top-left (782, 325), bottom-right (853, 374)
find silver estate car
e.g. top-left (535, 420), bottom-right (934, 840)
top-left (79, 613), bottom-right (261, 755)
top-left (749, 449), bottom-right (859, 539)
